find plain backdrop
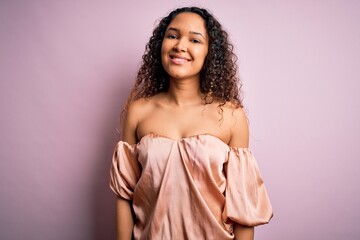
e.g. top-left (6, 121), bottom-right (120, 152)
top-left (1, 0), bottom-right (359, 239)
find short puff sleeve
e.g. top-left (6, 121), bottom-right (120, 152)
top-left (222, 148), bottom-right (273, 227)
top-left (109, 141), bottom-right (141, 200)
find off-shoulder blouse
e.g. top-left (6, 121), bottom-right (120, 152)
top-left (110, 133), bottom-right (272, 240)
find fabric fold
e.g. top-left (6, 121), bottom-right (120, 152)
top-left (222, 148), bottom-right (273, 227)
top-left (109, 142), bottom-right (141, 200)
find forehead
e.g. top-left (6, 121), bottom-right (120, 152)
top-left (167, 12), bottom-right (207, 33)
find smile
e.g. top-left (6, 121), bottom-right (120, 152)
top-left (169, 54), bottom-right (190, 64)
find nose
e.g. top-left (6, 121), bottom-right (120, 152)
top-left (173, 38), bottom-right (187, 52)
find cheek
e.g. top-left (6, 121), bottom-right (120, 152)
top-left (203, 50), bottom-right (209, 61)
top-left (160, 42), bottom-right (168, 65)
top-left (194, 47), bottom-right (208, 62)
top-left (161, 39), bottom-right (171, 54)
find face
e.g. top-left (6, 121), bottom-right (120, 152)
top-left (161, 12), bottom-right (209, 82)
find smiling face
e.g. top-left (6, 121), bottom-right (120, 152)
top-left (161, 12), bottom-right (209, 82)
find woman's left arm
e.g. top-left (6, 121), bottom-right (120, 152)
top-left (227, 106), bottom-right (253, 239)
top-left (234, 224), bottom-right (254, 240)
top-left (227, 106), bottom-right (249, 148)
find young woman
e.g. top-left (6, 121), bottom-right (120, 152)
top-left (110, 7), bottom-right (273, 240)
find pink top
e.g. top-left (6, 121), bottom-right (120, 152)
top-left (110, 133), bottom-right (273, 240)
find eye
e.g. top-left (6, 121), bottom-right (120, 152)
top-left (191, 39), bottom-right (201, 44)
top-left (166, 34), bottom-right (178, 39)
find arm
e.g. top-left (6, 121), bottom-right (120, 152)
top-left (228, 107), bottom-right (254, 240)
top-left (234, 224), bottom-right (254, 240)
top-left (115, 104), bottom-right (139, 240)
top-left (228, 107), bottom-right (249, 149)
top-left (116, 198), bottom-right (134, 240)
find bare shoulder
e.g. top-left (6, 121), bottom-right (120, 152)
top-left (122, 97), bottom-right (157, 143)
top-left (222, 101), bottom-right (246, 116)
top-left (221, 102), bottom-right (249, 148)
top-left (127, 98), bottom-right (155, 117)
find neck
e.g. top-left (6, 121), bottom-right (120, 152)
top-left (165, 76), bottom-right (203, 107)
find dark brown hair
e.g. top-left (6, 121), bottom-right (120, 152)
top-left (125, 6), bottom-right (243, 111)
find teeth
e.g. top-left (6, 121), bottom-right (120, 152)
top-left (172, 57), bottom-right (188, 63)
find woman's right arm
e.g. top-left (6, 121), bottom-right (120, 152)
top-left (115, 102), bottom-right (140, 240)
top-left (116, 197), bottom-right (134, 240)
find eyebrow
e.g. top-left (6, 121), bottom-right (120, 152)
top-left (167, 27), bottom-right (206, 40)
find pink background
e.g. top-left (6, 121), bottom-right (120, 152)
top-left (1, 0), bottom-right (359, 239)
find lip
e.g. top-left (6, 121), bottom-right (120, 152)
top-left (169, 54), bottom-right (191, 64)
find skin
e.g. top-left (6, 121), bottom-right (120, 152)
top-left (116, 12), bottom-right (254, 240)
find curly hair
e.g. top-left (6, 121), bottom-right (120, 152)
top-left (125, 6), bottom-right (243, 111)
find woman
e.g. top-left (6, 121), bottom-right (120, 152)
top-left (110, 7), bottom-right (272, 240)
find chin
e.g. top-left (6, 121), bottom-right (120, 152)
top-left (167, 71), bottom-right (188, 80)
top-left (169, 75), bottom-right (185, 80)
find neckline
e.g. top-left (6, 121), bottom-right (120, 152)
top-left (118, 133), bottom-right (250, 150)
top-left (138, 133), bottom-right (229, 147)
